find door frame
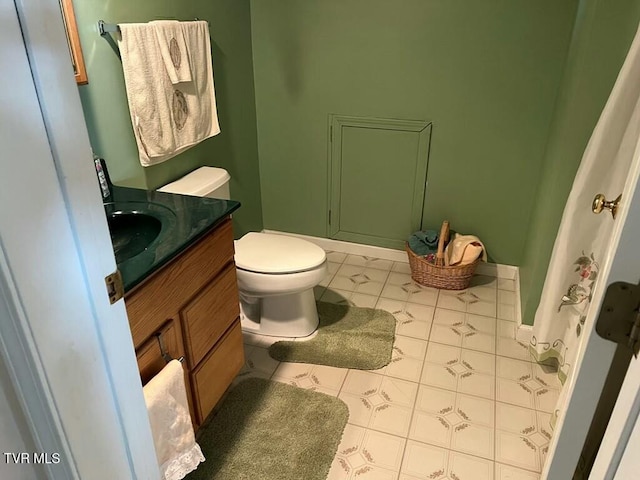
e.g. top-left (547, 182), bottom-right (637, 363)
top-left (2, 0), bottom-right (158, 477)
top-left (590, 352), bottom-right (640, 478)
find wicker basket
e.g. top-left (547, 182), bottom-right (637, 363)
top-left (406, 221), bottom-right (480, 290)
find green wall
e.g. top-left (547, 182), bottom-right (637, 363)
top-left (72, 0), bottom-right (640, 325)
top-left (74, 0), bottom-right (263, 237)
top-left (250, 0), bottom-right (578, 265)
top-left (519, 0), bottom-right (640, 325)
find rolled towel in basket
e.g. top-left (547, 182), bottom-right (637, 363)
top-left (408, 230), bottom-right (439, 256)
top-left (445, 233), bottom-right (487, 266)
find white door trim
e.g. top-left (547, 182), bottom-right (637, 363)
top-left (590, 357), bottom-right (640, 478)
top-left (608, 394), bottom-right (640, 478)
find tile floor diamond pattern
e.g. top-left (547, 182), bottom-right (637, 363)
top-left (238, 250), bottom-right (551, 478)
top-left (328, 424), bottom-right (405, 479)
top-left (456, 291), bottom-right (480, 304)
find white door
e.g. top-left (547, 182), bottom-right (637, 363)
top-left (540, 24), bottom-right (640, 480)
top-left (1, 0), bottom-right (159, 478)
top-left (541, 108), bottom-right (640, 475)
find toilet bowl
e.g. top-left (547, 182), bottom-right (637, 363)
top-left (159, 167), bottom-right (326, 337)
top-left (235, 232), bottom-right (326, 337)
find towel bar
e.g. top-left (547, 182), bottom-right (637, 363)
top-left (98, 20), bottom-right (119, 36)
top-left (156, 332), bottom-right (184, 364)
top-left (98, 18), bottom-right (210, 37)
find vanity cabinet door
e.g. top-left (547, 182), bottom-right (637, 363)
top-left (191, 320), bottom-right (244, 424)
top-left (181, 264), bottom-right (240, 367)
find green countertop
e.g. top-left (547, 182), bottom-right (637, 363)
top-left (105, 186), bottom-right (241, 293)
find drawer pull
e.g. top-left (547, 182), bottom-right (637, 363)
top-left (156, 331), bottom-right (184, 364)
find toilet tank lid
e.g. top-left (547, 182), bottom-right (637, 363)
top-left (158, 167), bottom-right (230, 197)
top-left (235, 233), bottom-right (326, 274)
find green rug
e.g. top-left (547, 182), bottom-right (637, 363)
top-left (268, 301), bottom-right (396, 369)
top-left (187, 378), bottom-right (348, 480)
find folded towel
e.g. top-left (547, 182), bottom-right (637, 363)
top-left (408, 230), bottom-right (439, 256)
top-left (118, 21), bottom-right (220, 166)
top-left (151, 21), bottom-right (192, 84)
top-left (445, 233), bottom-right (487, 266)
top-left (143, 360), bottom-right (205, 480)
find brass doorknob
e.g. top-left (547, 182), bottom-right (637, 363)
top-left (592, 193), bottom-right (622, 219)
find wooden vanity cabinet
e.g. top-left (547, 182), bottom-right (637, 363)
top-left (125, 217), bottom-right (243, 428)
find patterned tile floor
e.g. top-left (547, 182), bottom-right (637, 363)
top-left (236, 252), bottom-right (560, 480)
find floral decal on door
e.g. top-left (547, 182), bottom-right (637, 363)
top-left (557, 252), bottom-right (599, 337)
top-left (531, 252), bottom-right (600, 390)
top-left (575, 252), bottom-right (598, 284)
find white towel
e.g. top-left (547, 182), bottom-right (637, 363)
top-left (444, 233), bottom-right (488, 266)
top-left (143, 360), bottom-right (205, 480)
top-left (118, 21), bottom-right (220, 167)
top-left (151, 21), bottom-right (192, 84)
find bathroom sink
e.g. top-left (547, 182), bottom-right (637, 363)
top-left (104, 200), bottom-right (177, 265)
top-left (107, 211), bottom-right (162, 264)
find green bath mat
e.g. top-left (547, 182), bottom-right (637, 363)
top-left (187, 378), bottom-right (349, 480)
top-left (269, 301), bottom-right (396, 370)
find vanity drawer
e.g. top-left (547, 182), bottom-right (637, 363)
top-left (126, 217), bottom-right (235, 347)
top-left (191, 320), bottom-right (244, 424)
top-left (181, 264), bottom-right (240, 367)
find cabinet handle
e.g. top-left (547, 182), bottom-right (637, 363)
top-left (156, 332), bottom-right (184, 364)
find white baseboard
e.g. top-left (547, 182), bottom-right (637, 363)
top-left (475, 263), bottom-right (519, 280)
top-left (513, 268), bottom-right (531, 342)
top-left (516, 324), bottom-right (533, 343)
top-left (262, 230), bottom-right (410, 263)
top-left (263, 230), bottom-right (520, 280)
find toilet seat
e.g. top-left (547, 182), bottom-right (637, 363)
top-left (235, 233), bottom-right (326, 274)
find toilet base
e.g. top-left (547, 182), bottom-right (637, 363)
top-left (239, 289), bottom-right (319, 338)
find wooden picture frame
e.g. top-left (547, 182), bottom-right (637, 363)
top-left (59, 0), bottom-right (88, 85)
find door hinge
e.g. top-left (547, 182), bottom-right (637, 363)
top-left (105, 270), bottom-right (124, 304)
top-left (328, 210), bottom-right (332, 225)
top-left (596, 281), bottom-right (640, 357)
top-left (330, 125), bottom-right (333, 142)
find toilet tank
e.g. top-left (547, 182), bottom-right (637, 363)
top-left (158, 167), bottom-right (231, 199)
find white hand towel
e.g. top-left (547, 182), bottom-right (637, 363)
top-left (151, 21), bottom-right (192, 84)
top-left (143, 360), bottom-right (205, 480)
top-left (118, 21), bottom-right (220, 167)
top-left (444, 233), bottom-right (488, 266)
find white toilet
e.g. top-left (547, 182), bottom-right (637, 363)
top-left (159, 167), bottom-right (327, 337)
